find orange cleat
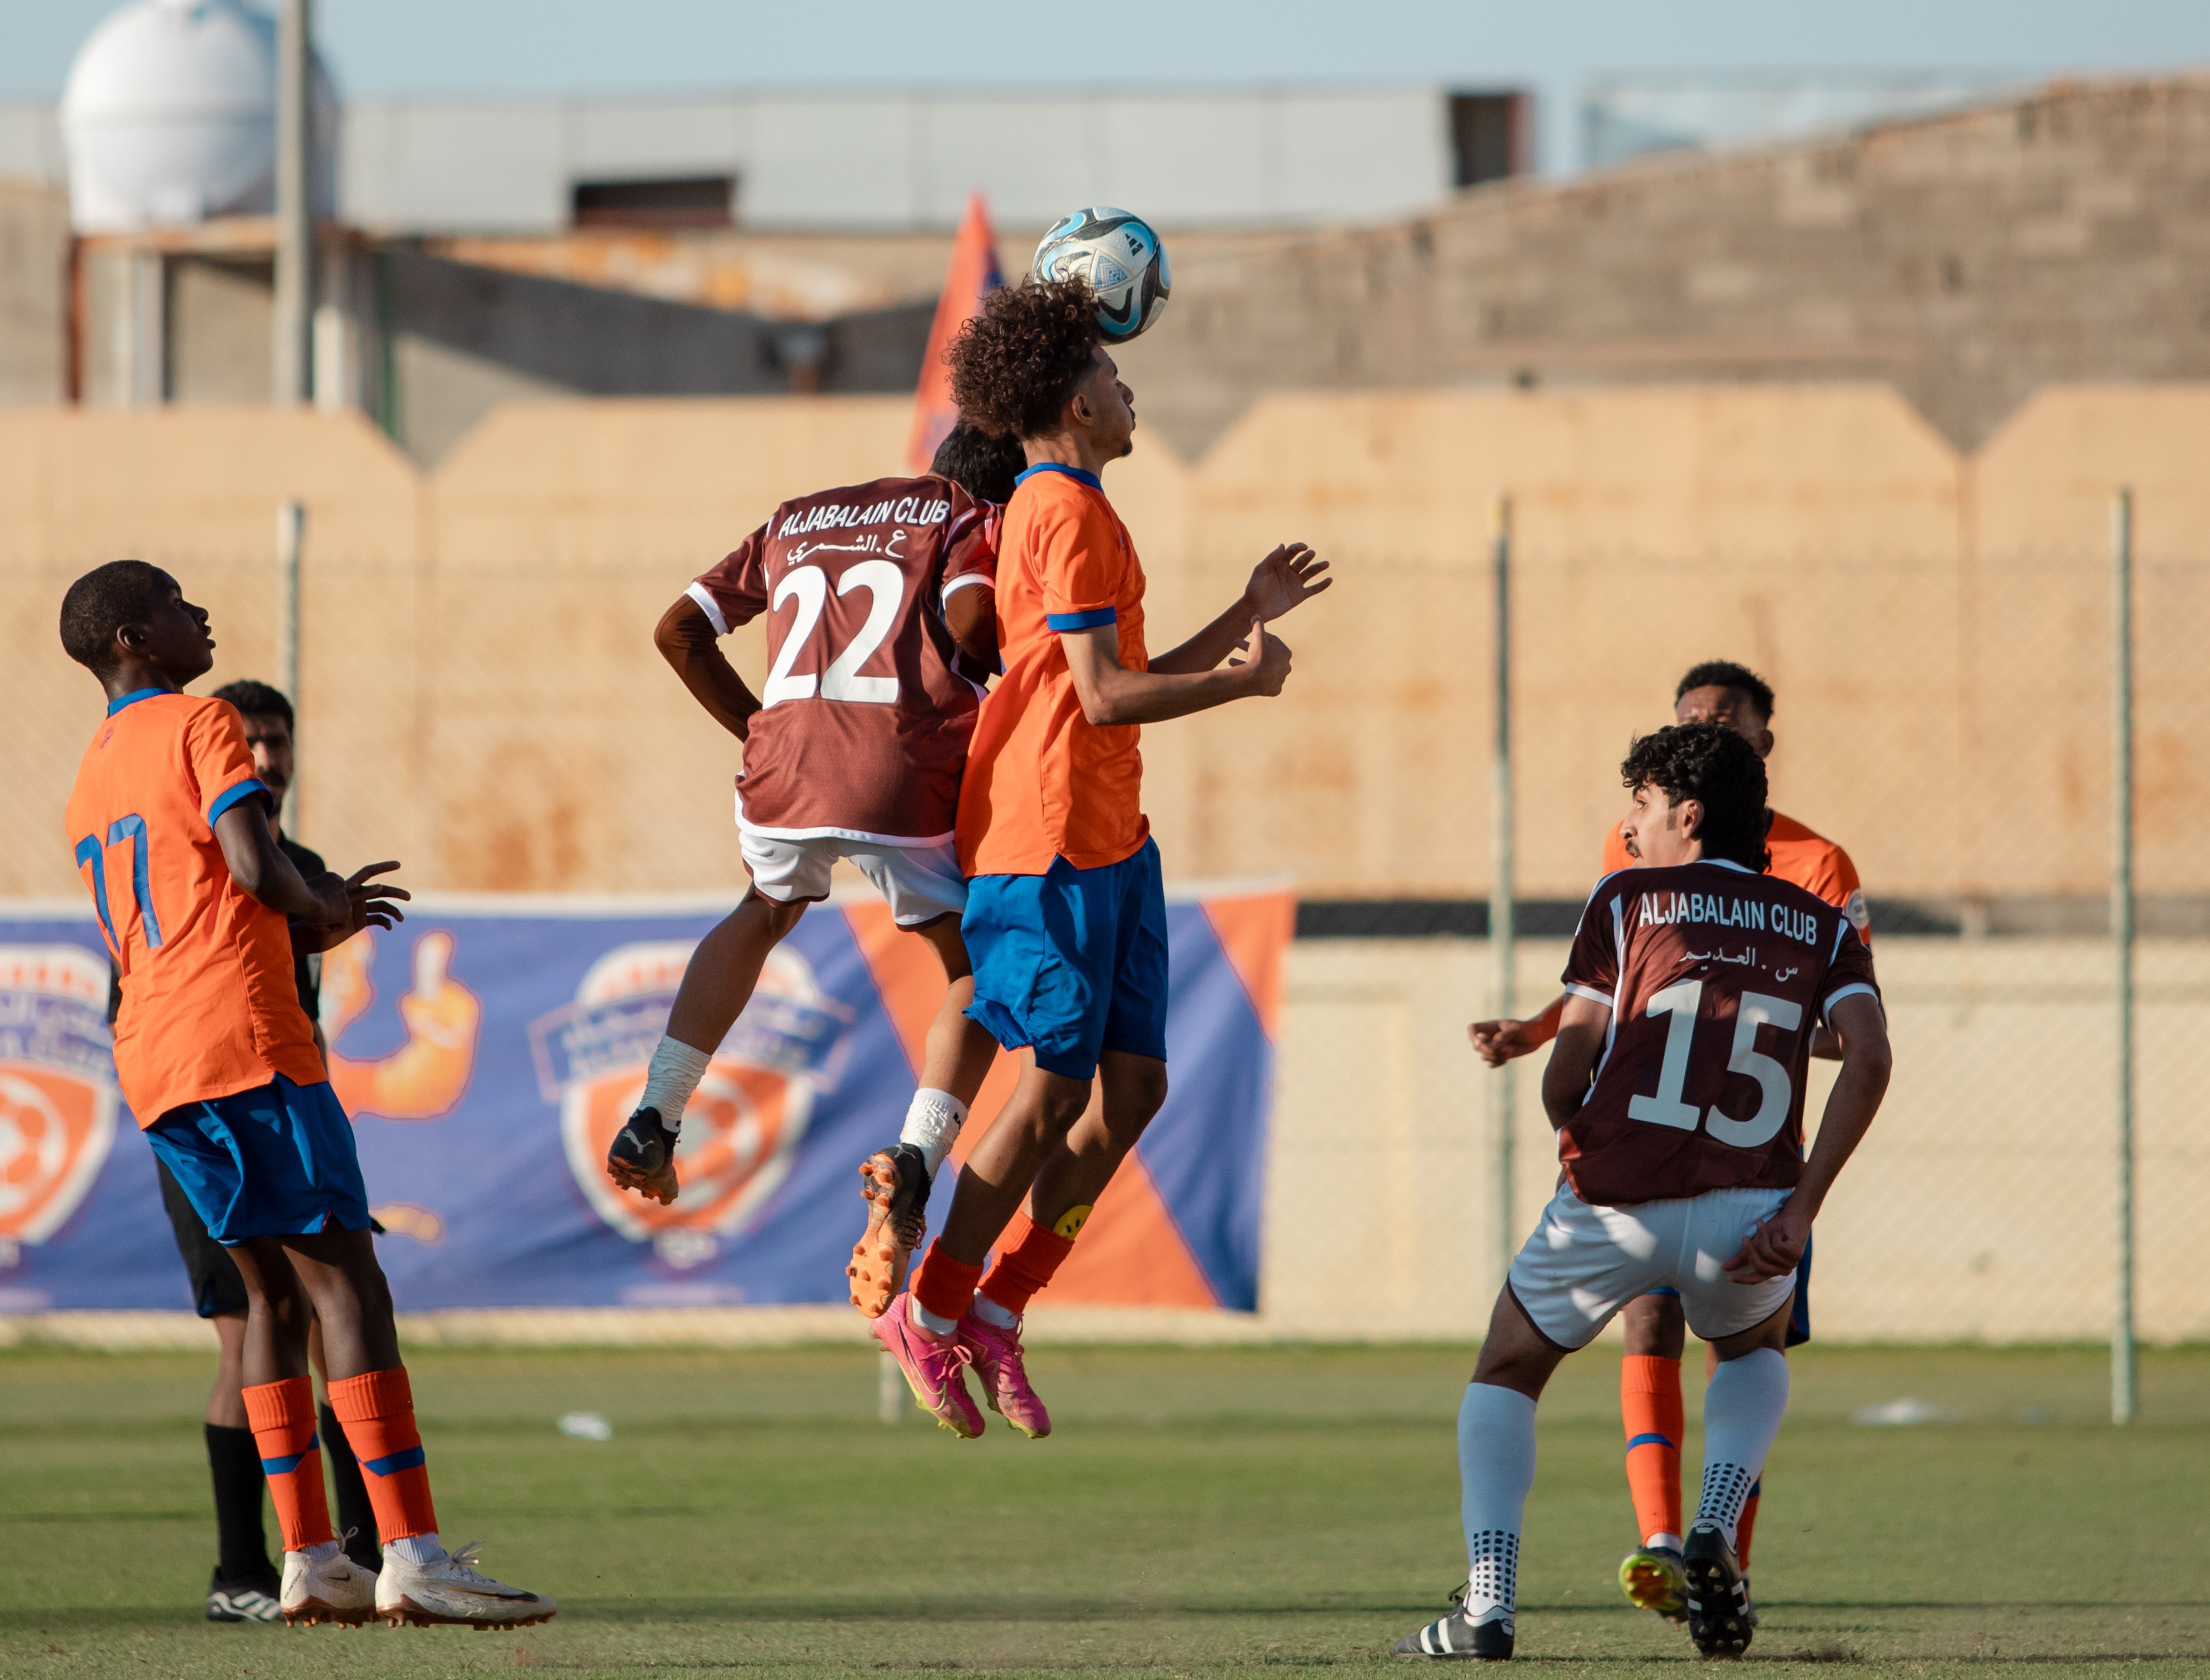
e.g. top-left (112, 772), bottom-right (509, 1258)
top-left (848, 1143), bottom-right (932, 1317)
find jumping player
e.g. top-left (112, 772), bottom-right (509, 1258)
top-left (874, 278), bottom-right (1331, 1439)
top-left (604, 423), bottom-right (1027, 1317)
top-left (61, 561), bottom-right (553, 1629)
top-left (1469, 661), bottom-right (1870, 1621)
top-left (1397, 723), bottom-right (1889, 1660)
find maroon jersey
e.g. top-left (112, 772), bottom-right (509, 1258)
top-left (1557, 858), bottom-right (1881, 1207)
top-left (688, 476), bottom-right (998, 842)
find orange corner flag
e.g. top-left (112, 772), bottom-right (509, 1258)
top-left (906, 194), bottom-right (1004, 472)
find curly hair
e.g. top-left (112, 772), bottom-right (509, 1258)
top-left (946, 279), bottom-right (1102, 441)
top-left (1675, 659), bottom-right (1775, 722)
top-left (59, 559), bottom-right (169, 677)
top-left (1620, 722), bottom-right (1771, 873)
top-left (928, 418), bottom-right (1028, 504)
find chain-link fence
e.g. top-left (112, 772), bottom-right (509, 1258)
top-left (3, 394), bottom-right (2207, 1356)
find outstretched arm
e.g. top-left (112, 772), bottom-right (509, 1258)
top-left (1150, 544), bottom-right (1331, 676)
top-left (214, 800), bottom-right (406, 939)
top-left (1471, 994), bottom-right (1568, 1066)
top-left (1062, 616), bottom-right (1289, 726)
top-left (655, 594), bottom-right (762, 741)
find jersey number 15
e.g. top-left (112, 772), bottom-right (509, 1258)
top-left (1625, 978), bottom-right (1801, 1148)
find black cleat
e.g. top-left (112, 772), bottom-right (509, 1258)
top-left (607, 1105), bottom-right (681, 1205)
top-left (206, 1563), bottom-right (284, 1623)
top-left (1683, 1522), bottom-right (1754, 1658)
top-left (849, 1142), bottom-right (933, 1317)
top-left (1394, 1586), bottom-right (1513, 1660)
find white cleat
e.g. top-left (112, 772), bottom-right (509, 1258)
top-left (279, 1545), bottom-right (378, 1627)
top-left (375, 1543), bottom-right (556, 1629)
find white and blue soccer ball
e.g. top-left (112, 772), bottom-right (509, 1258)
top-left (1030, 207), bottom-right (1171, 343)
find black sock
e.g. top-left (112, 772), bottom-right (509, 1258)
top-left (204, 1423), bottom-right (273, 1583)
top-left (320, 1402), bottom-right (381, 1567)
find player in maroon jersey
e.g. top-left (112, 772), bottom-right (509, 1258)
top-left (1395, 724), bottom-right (1890, 1663)
top-left (605, 423), bottom-right (1026, 1314)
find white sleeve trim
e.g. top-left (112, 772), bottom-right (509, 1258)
top-left (1564, 983), bottom-right (1614, 1009)
top-left (685, 580), bottom-right (730, 637)
top-left (1820, 982), bottom-right (1882, 1026)
top-left (940, 573), bottom-right (991, 603)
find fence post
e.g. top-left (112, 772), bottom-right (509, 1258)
top-left (2110, 488), bottom-right (2138, 1426)
top-left (1490, 495), bottom-right (1516, 1291)
top-left (276, 501), bottom-right (304, 831)
top-left (877, 1349), bottom-right (905, 1425)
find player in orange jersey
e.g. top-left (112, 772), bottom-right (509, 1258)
top-left (872, 279), bottom-right (1330, 1440)
top-left (1396, 724), bottom-right (1890, 1661)
top-left (603, 423), bottom-right (1025, 1317)
top-left (60, 561), bottom-right (552, 1631)
top-left (1468, 659), bottom-right (1870, 1629)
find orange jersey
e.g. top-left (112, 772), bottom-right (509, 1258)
top-left (65, 689), bottom-right (324, 1127)
top-left (1600, 808), bottom-right (1870, 943)
top-left (956, 464), bottom-right (1150, 876)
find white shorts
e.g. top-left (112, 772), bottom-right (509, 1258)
top-left (1506, 1184), bottom-right (1797, 1351)
top-left (738, 829), bottom-right (966, 927)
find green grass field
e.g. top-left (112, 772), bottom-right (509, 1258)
top-left (4, 1342), bottom-right (2206, 1677)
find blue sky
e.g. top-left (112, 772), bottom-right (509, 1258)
top-left (11, 1), bottom-right (2209, 172)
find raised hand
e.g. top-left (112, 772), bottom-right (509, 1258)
top-left (339, 861), bottom-right (409, 939)
top-left (1469, 1018), bottom-right (1540, 1067)
top-left (1243, 543), bottom-right (1331, 623)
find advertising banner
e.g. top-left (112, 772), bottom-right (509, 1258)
top-left (0, 888), bottom-right (1289, 1316)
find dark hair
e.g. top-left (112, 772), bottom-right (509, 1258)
top-left (1675, 659), bottom-right (1775, 723)
top-left (929, 419), bottom-right (1027, 505)
top-left (212, 680), bottom-right (294, 733)
top-left (59, 560), bottom-right (170, 677)
top-left (1621, 723), bottom-right (1771, 873)
top-left (946, 279), bottom-right (1103, 441)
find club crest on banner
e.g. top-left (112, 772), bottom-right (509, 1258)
top-left (0, 945), bottom-right (120, 1269)
top-left (534, 941), bottom-right (851, 1268)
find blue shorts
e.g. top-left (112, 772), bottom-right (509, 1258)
top-left (963, 838), bottom-right (1170, 1080)
top-left (145, 1076), bottom-right (371, 1245)
top-left (1644, 1233), bottom-right (1813, 1346)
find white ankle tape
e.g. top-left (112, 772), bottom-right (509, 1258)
top-left (900, 1088), bottom-right (967, 1176)
top-left (641, 1037), bottom-right (712, 1131)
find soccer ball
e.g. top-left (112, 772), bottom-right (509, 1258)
top-left (1030, 207), bottom-right (1170, 342)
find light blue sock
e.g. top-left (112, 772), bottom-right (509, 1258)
top-left (1457, 1382), bottom-right (1538, 1625)
top-left (1696, 1348), bottom-right (1789, 1547)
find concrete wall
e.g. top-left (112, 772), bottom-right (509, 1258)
top-left (0, 178), bottom-right (66, 406)
top-left (4, 382), bottom-right (2209, 907)
top-left (1113, 76), bottom-right (2210, 457)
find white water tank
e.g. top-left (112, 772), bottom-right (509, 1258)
top-left (61, 0), bottom-right (336, 233)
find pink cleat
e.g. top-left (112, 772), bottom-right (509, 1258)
top-left (958, 1310), bottom-right (1052, 1439)
top-left (872, 1295), bottom-right (985, 1438)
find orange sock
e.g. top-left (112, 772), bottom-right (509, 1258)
top-left (242, 1376), bottom-right (333, 1553)
top-left (912, 1245), bottom-right (984, 1329)
top-left (1736, 1480), bottom-right (1762, 1569)
top-left (1620, 1355), bottom-right (1685, 1547)
top-left (325, 1368), bottom-right (439, 1543)
top-left (978, 1211), bottom-right (1077, 1316)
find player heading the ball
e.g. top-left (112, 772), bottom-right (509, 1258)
top-left (872, 277), bottom-right (1331, 1439)
top-left (1395, 723), bottom-right (1890, 1663)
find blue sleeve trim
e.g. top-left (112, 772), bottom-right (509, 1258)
top-left (206, 777), bottom-right (271, 826)
top-left (1047, 607), bottom-right (1118, 632)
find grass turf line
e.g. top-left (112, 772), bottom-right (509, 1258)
top-left (3, 1343), bottom-right (2206, 1677)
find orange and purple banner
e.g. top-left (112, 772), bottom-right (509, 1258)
top-left (0, 888), bottom-right (1288, 1315)
top-left (905, 193), bottom-right (1004, 473)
